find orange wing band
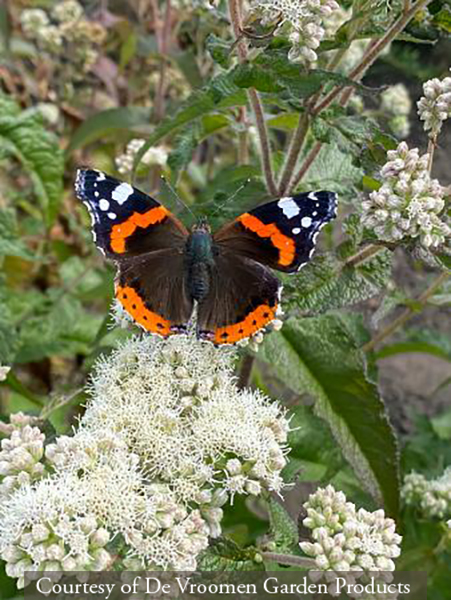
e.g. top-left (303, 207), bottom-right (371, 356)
top-left (116, 285), bottom-right (172, 336)
top-left (237, 214), bottom-right (296, 267)
top-left (214, 303), bottom-right (277, 345)
top-left (110, 207), bottom-right (169, 254)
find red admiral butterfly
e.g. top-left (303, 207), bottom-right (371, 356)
top-left (75, 169), bottom-right (337, 345)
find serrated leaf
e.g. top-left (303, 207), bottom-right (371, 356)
top-left (197, 538), bottom-right (260, 571)
top-left (268, 499), bottom-right (299, 551)
top-left (0, 94), bottom-right (64, 226)
top-left (259, 314), bottom-right (400, 516)
top-left (299, 143), bottom-right (363, 200)
top-left (66, 107), bottom-right (152, 155)
top-left (283, 251), bottom-right (392, 315)
top-left (206, 33), bottom-right (232, 68)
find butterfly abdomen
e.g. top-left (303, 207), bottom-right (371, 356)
top-left (185, 229), bottom-right (214, 302)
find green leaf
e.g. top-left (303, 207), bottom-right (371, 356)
top-left (0, 94), bottom-right (63, 226)
top-left (375, 341), bottom-right (451, 362)
top-left (133, 73), bottom-right (246, 171)
top-left (0, 208), bottom-right (35, 260)
top-left (283, 251), bottom-right (392, 315)
top-left (66, 107), bottom-right (152, 155)
top-left (206, 33), bottom-right (232, 68)
top-left (198, 538), bottom-right (260, 571)
top-left (432, 6), bottom-right (451, 33)
top-left (268, 499), bottom-right (299, 551)
top-left (167, 124), bottom-right (200, 183)
top-left (259, 314), bottom-right (400, 516)
top-left (299, 143), bottom-right (363, 200)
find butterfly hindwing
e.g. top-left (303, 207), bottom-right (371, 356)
top-left (197, 252), bottom-right (281, 345)
top-left (75, 168), bottom-right (188, 259)
top-left (213, 191), bottom-right (337, 273)
top-left (115, 251), bottom-right (193, 337)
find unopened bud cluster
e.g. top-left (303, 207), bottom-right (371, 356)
top-left (20, 1), bottom-right (106, 74)
top-left (402, 468), bottom-right (451, 520)
top-left (250, 0), bottom-right (340, 64)
top-left (417, 73), bottom-right (451, 138)
top-left (0, 335), bottom-right (290, 586)
top-left (0, 423), bottom-right (45, 500)
top-left (300, 485), bottom-right (402, 574)
top-left (361, 142), bottom-right (450, 249)
top-left (380, 84), bottom-right (412, 139)
top-left (115, 139), bottom-right (169, 175)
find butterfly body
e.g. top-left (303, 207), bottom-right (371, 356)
top-left (75, 169), bottom-right (337, 345)
top-left (185, 223), bottom-right (215, 303)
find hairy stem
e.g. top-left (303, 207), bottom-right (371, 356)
top-left (427, 136), bottom-right (436, 173)
top-left (229, 0), bottom-right (278, 195)
top-left (290, 141), bottom-right (322, 190)
top-left (261, 552), bottom-right (316, 568)
top-left (362, 271), bottom-right (449, 353)
top-left (278, 112), bottom-right (309, 195)
top-left (343, 244), bottom-right (382, 268)
top-left (238, 107), bottom-right (249, 164)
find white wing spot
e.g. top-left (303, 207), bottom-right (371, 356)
top-left (313, 211), bottom-right (318, 216)
top-left (308, 192), bottom-right (317, 201)
top-left (96, 172), bottom-right (106, 181)
top-left (278, 197), bottom-right (300, 219)
top-left (292, 227), bottom-right (301, 234)
top-left (112, 182), bottom-right (134, 205)
top-left (99, 199), bottom-right (110, 211)
top-left (94, 191), bottom-right (100, 197)
top-left (301, 217), bottom-right (312, 228)
top-left (108, 212), bottom-right (117, 220)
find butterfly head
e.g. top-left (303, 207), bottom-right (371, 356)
top-left (192, 217), bottom-right (211, 233)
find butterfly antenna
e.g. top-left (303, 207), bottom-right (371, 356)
top-left (210, 179), bottom-right (252, 219)
top-left (160, 175), bottom-right (197, 220)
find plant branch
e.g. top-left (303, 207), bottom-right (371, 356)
top-left (427, 136), bottom-right (436, 173)
top-left (289, 141), bottom-right (322, 190)
top-left (278, 112), bottom-right (310, 195)
top-left (342, 244), bottom-right (382, 268)
top-left (260, 552), bottom-right (316, 569)
top-left (362, 271), bottom-right (449, 353)
top-left (229, 0), bottom-right (278, 195)
top-left (312, 0), bottom-right (433, 116)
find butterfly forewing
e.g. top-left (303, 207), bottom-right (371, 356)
top-left (213, 191), bottom-right (337, 273)
top-left (75, 168), bottom-right (188, 258)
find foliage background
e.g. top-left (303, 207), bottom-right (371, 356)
top-left (0, 0), bottom-right (450, 598)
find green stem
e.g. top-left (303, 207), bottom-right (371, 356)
top-left (343, 244), bottom-right (381, 268)
top-left (278, 112), bottom-right (309, 195)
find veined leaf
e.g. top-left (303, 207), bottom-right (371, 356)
top-left (0, 94), bottom-right (63, 226)
top-left (283, 251), bottom-right (392, 315)
top-left (259, 315), bottom-right (400, 516)
top-left (268, 499), bottom-right (299, 551)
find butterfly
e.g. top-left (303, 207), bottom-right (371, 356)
top-left (75, 169), bottom-right (337, 345)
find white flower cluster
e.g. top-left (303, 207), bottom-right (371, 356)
top-left (20, 1), bottom-right (106, 72)
top-left (380, 84), bottom-right (412, 139)
top-left (402, 468), bottom-right (451, 520)
top-left (300, 486), bottom-right (402, 574)
top-left (362, 142), bottom-right (450, 249)
top-left (115, 139), bottom-right (169, 175)
top-left (250, 0), bottom-right (340, 64)
top-left (0, 335), bottom-right (290, 585)
top-left (417, 73), bottom-right (451, 138)
top-left (0, 422), bottom-right (45, 500)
